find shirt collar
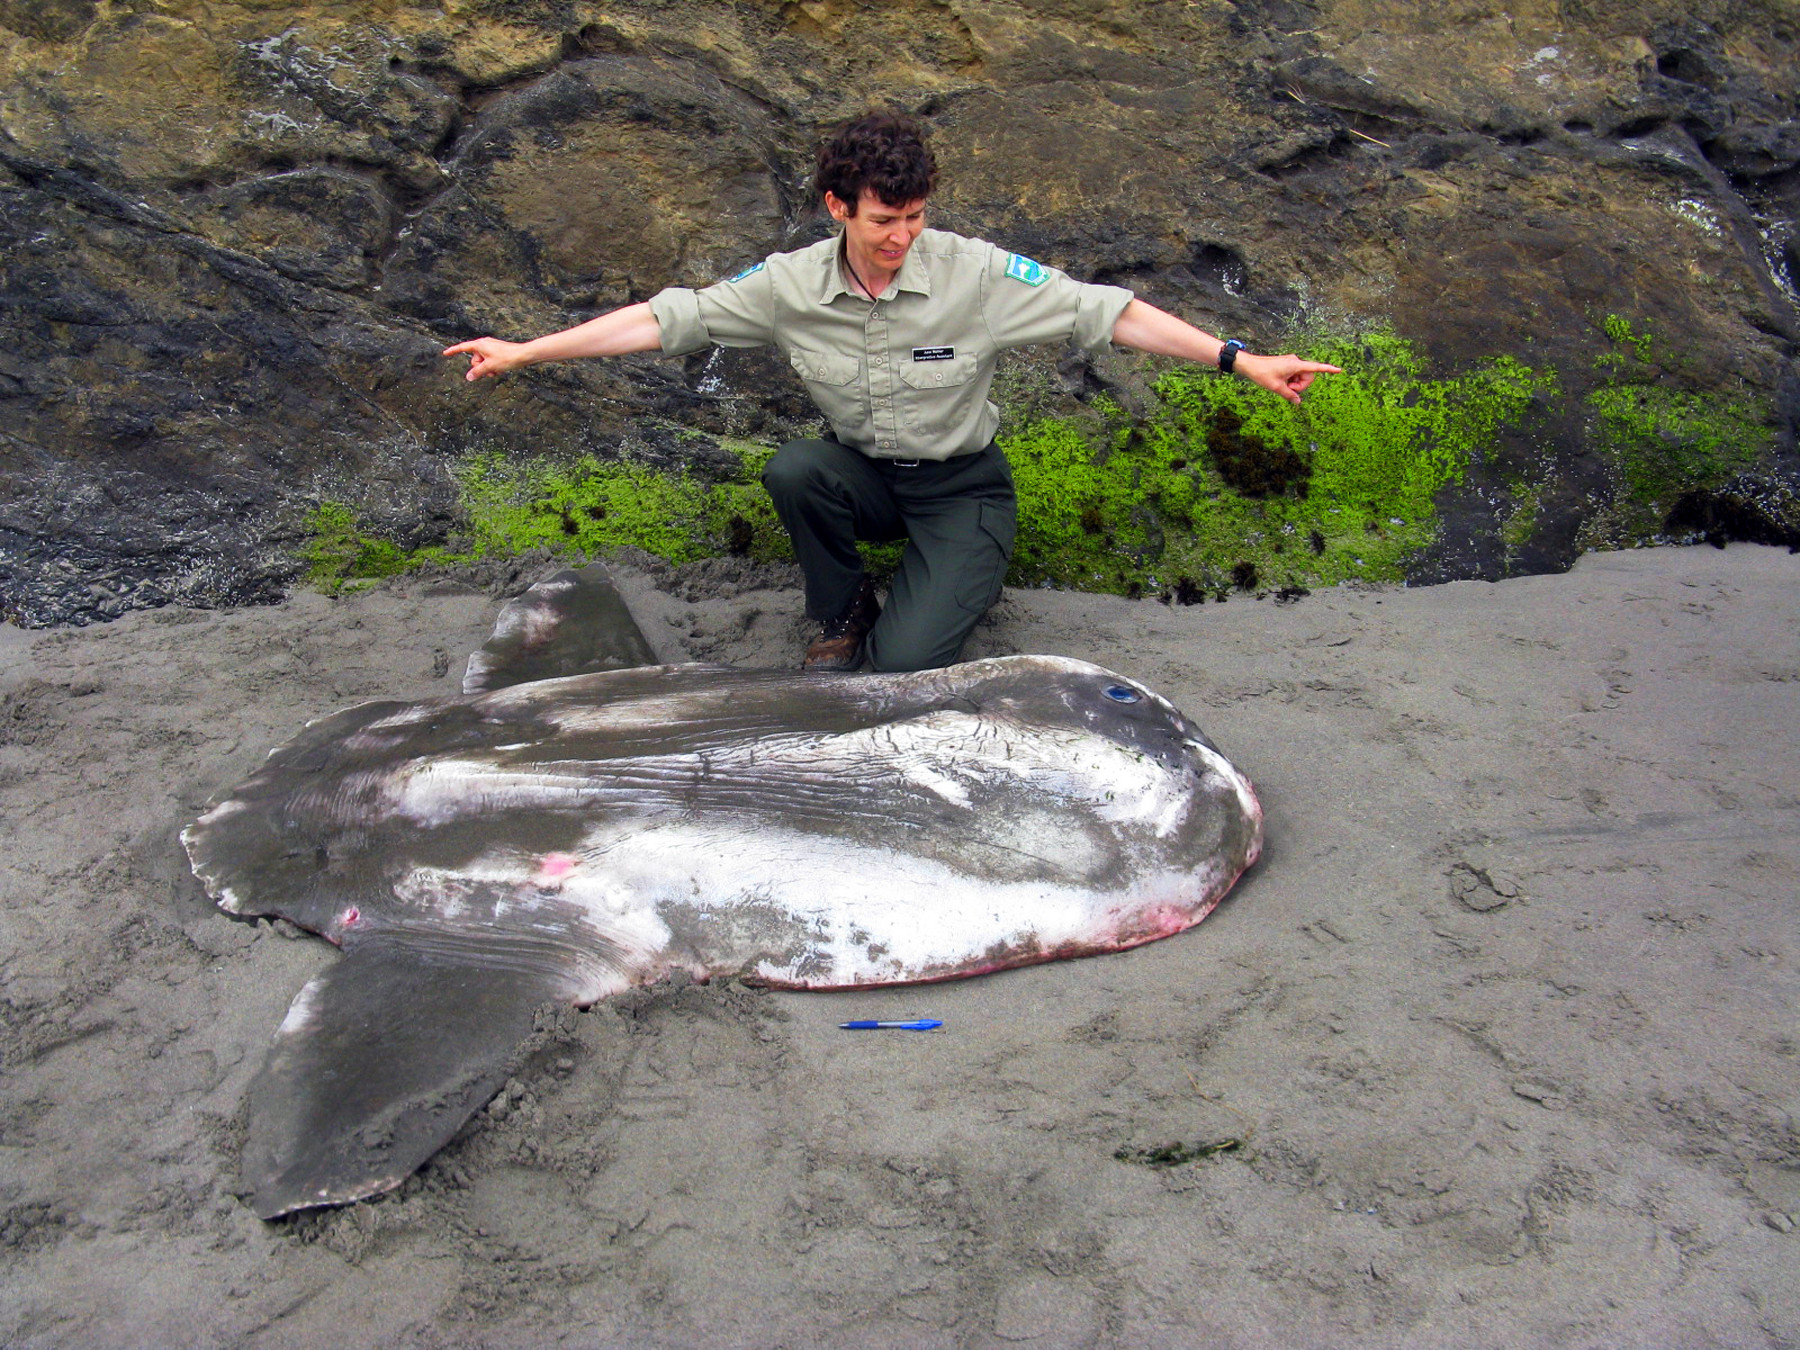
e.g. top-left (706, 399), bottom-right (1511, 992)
top-left (818, 234), bottom-right (934, 304)
top-left (893, 241), bottom-right (933, 297)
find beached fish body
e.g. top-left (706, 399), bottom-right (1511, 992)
top-left (183, 568), bottom-right (1262, 1218)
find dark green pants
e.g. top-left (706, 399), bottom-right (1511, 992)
top-left (761, 439), bottom-right (1017, 672)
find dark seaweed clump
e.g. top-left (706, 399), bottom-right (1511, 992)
top-left (727, 514), bottom-right (755, 556)
top-left (1205, 407), bottom-right (1312, 498)
top-left (1168, 576), bottom-right (1207, 606)
top-left (1114, 1138), bottom-right (1244, 1167)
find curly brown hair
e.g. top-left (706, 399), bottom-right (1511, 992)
top-left (815, 113), bottom-right (938, 214)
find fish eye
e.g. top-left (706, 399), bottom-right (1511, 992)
top-left (1102, 684), bottom-right (1141, 704)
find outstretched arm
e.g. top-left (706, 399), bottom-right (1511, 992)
top-left (1110, 298), bottom-right (1340, 405)
top-left (443, 302), bottom-right (664, 381)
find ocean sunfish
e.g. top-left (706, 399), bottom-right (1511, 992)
top-left (183, 566), bottom-right (1263, 1218)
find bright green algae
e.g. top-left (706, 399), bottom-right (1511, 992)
top-left (1586, 314), bottom-right (1771, 526)
top-left (1006, 330), bottom-right (1555, 595)
top-left (452, 441), bottom-right (791, 565)
top-left (301, 502), bottom-right (416, 593)
top-left (300, 321), bottom-right (1772, 597)
top-left (302, 440), bottom-right (795, 592)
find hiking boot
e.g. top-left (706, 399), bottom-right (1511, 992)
top-left (803, 580), bottom-right (880, 672)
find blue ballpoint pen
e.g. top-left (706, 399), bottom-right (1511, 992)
top-left (839, 1019), bottom-right (943, 1031)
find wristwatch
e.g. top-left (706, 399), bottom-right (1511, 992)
top-left (1218, 339), bottom-right (1246, 374)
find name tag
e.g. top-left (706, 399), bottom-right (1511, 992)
top-left (912, 347), bottom-right (955, 362)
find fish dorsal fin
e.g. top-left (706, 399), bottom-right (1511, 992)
top-left (464, 563), bottom-right (658, 693)
top-left (243, 936), bottom-right (620, 1219)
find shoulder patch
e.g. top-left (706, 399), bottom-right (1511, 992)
top-left (725, 261), bottom-right (765, 284)
top-left (1003, 253), bottom-right (1049, 287)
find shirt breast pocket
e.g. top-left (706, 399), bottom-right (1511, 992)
top-left (897, 354), bottom-right (982, 440)
top-left (787, 348), bottom-right (862, 387)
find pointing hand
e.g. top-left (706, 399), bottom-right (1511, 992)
top-left (1235, 352), bottom-right (1343, 405)
top-left (442, 337), bottom-right (530, 382)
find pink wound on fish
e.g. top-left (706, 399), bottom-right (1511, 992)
top-left (533, 853), bottom-right (580, 886)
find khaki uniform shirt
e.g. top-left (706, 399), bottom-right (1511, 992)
top-left (648, 229), bottom-right (1134, 462)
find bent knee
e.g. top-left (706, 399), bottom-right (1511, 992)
top-left (865, 620), bottom-right (964, 674)
top-left (865, 644), bottom-right (944, 675)
top-left (760, 439), bottom-right (838, 498)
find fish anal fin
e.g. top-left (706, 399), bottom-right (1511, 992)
top-left (244, 940), bottom-right (599, 1219)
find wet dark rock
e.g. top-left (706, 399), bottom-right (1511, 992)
top-left (0, 1), bottom-right (1795, 625)
top-left (1664, 473), bottom-right (1800, 552)
top-left (0, 0), bottom-right (94, 43)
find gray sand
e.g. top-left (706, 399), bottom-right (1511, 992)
top-left (1, 544), bottom-right (1795, 1348)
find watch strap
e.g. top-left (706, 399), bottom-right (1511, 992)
top-left (1218, 339), bottom-right (1246, 374)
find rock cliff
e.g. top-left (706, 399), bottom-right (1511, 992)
top-left (2, 0), bottom-right (1795, 623)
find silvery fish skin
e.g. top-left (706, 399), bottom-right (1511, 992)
top-left (183, 576), bottom-right (1262, 1218)
top-left (192, 658), bottom-right (1260, 988)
